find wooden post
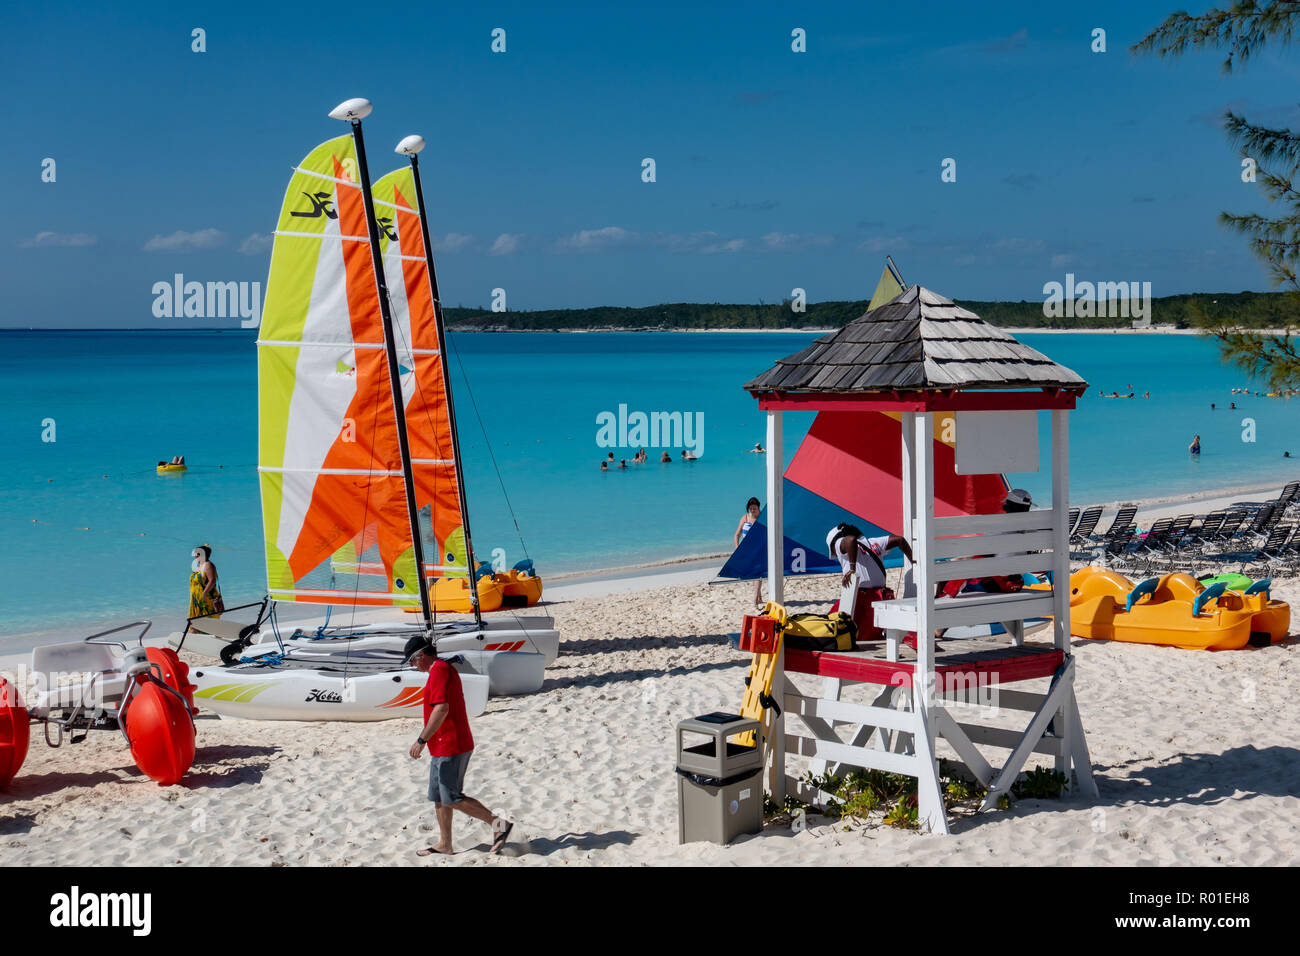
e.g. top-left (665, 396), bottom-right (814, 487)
top-left (900, 412), bottom-right (916, 580)
top-left (913, 412), bottom-right (946, 834)
top-left (1050, 408), bottom-right (1072, 780)
top-left (766, 410), bottom-right (784, 606)
top-left (766, 410), bottom-right (786, 801)
top-left (1050, 409), bottom-right (1070, 652)
top-left (891, 411), bottom-right (917, 662)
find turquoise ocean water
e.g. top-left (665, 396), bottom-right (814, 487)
top-left (1, 330), bottom-right (1297, 638)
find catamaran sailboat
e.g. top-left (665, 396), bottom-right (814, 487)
top-left (182, 99), bottom-right (556, 719)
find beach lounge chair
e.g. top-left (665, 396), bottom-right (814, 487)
top-left (1097, 526), bottom-right (1137, 570)
top-left (1144, 514), bottom-right (1199, 573)
top-left (1082, 507), bottom-right (1141, 566)
top-left (1231, 504), bottom-right (1284, 555)
top-left (1094, 505), bottom-right (1137, 542)
top-left (1162, 511), bottom-right (1228, 570)
top-left (1070, 505), bottom-right (1103, 543)
top-left (1249, 502), bottom-right (1280, 537)
top-left (1121, 517), bottom-right (1173, 574)
top-left (1242, 523), bottom-right (1295, 576)
top-left (1268, 525), bottom-right (1300, 576)
top-left (1278, 481), bottom-right (1300, 509)
top-left (1067, 507), bottom-right (1080, 537)
top-left (1189, 511), bottom-right (1226, 549)
top-left (1212, 509), bottom-right (1249, 547)
top-left (1165, 513), bottom-right (1196, 548)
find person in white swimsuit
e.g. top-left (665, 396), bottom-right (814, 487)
top-left (735, 497), bottom-right (763, 606)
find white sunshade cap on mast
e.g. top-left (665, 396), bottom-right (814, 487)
top-left (396, 135), bottom-right (426, 156)
top-left (329, 98), bottom-right (373, 121)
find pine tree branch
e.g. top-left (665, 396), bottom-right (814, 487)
top-left (1132, 1), bottom-right (1300, 72)
top-left (1225, 110), bottom-right (1300, 166)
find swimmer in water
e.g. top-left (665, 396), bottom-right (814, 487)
top-left (1189, 435), bottom-right (1201, 455)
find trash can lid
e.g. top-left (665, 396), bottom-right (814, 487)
top-left (693, 711), bottom-right (744, 724)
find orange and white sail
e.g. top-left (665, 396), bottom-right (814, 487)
top-left (370, 166), bottom-right (470, 581)
top-left (258, 134), bottom-right (421, 606)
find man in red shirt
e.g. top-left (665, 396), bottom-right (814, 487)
top-left (404, 637), bottom-right (513, 856)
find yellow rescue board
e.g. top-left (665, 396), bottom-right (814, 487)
top-left (737, 602), bottom-right (788, 747)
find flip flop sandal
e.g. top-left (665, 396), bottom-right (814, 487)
top-left (489, 822), bottom-right (514, 854)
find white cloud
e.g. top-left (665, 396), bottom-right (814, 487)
top-left (489, 233), bottom-right (523, 256)
top-left (436, 233), bottom-right (474, 253)
top-left (649, 231), bottom-right (747, 254)
top-left (237, 233), bottom-right (273, 255)
top-left (990, 237), bottom-right (1045, 254)
top-left (698, 237), bottom-right (748, 254)
top-left (19, 231), bottom-right (96, 248)
top-left (857, 236), bottom-right (910, 254)
top-left (762, 232), bottom-right (834, 251)
top-left (554, 226), bottom-right (633, 252)
top-left (142, 228), bottom-right (226, 252)
top-left (1050, 253), bottom-right (1075, 269)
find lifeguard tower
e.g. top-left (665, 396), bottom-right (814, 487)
top-left (745, 285), bottom-right (1098, 834)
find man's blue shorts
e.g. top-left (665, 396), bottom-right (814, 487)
top-left (428, 750), bottom-right (472, 805)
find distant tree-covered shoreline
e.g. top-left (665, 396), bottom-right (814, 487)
top-left (442, 290), bottom-right (1300, 332)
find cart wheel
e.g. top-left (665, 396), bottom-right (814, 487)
top-left (0, 678), bottom-right (30, 788)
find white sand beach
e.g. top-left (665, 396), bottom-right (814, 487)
top-left (4, 531), bottom-right (1300, 866)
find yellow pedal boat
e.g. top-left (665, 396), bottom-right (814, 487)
top-left (1066, 567), bottom-right (1289, 650)
top-left (403, 573), bottom-right (504, 615)
top-left (495, 569), bottom-right (543, 607)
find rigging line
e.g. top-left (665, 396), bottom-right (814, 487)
top-left (389, 287), bottom-right (460, 623)
top-left (347, 355), bottom-right (392, 643)
top-left (446, 330), bottom-right (531, 560)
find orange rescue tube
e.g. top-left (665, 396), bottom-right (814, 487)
top-left (0, 678), bottom-right (29, 789)
top-left (122, 678), bottom-right (195, 786)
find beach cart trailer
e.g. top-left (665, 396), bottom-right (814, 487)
top-left (745, 284), bottom-right (1098, 834)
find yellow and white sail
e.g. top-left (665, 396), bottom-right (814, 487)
top-left (258, 134), bottom-right (420, 606)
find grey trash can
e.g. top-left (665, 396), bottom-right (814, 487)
top-left (676, 712), bottom-right (764, 845)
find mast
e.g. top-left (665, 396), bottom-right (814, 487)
top-left (397, 135), bottom-right (483, 628)
top-left (886, 255), bottom-right (906, 290)
top-left (329, 98), bottom-right (434, 628)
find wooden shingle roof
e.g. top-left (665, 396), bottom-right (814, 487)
top-left (744, 285), bottom-right (1087, 393)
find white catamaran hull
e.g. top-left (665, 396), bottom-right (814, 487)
top-left (251, 617), bottom-right (560, 666)
top-left (189, 666), bottom-right (491, 722)
top-left (453, 650), bottom-right (545, 696)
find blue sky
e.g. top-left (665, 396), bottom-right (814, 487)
top-left (5, 0), bottom-right (1299, 327)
